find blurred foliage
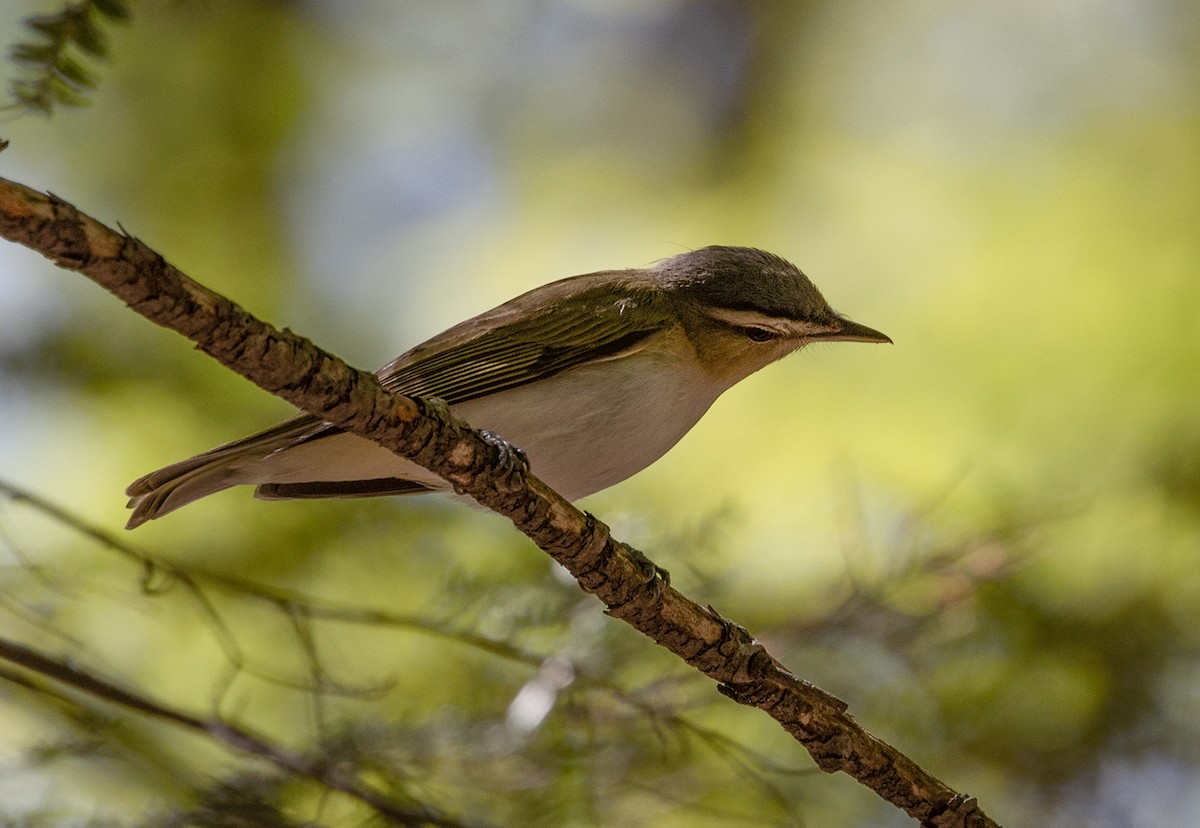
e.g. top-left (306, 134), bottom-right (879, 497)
top-left (0, 0), bottom-right (1198, 826)
top-left (5, 0), bottom-right (129, 113)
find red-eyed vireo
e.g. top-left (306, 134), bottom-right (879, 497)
top-left (125, 246), bottom-right (889, 528)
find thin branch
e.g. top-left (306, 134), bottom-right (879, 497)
top-left (3, 475), bottom-right (815, 804)
top-left (0, 479), bottom-right (387, 701)
top-left (0, 477), bottom-right (545, 676)
top-left (0, 635), bottom-right (480, 827)
top-left (0, 173), bottom-right (997, 827)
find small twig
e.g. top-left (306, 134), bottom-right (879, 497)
top-left (0, 634), bottom-right (479, 827)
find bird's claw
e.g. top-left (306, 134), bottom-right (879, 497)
top-left (477, 429), bottom-right (530, 492)
top-left (627, 544), bottom-right (670, 587)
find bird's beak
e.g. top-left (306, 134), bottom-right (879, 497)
top-left (809, 318), bottom-right (892, 344)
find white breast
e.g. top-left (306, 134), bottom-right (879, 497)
top-left (454, 348), bottom-right (725, 499)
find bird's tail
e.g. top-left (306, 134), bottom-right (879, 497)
top-left (124, 455), bottom-right (243, 529)
top-left (123, 414), bottom-right (324, 529)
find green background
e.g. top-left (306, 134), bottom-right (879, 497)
top-left (0, 2), bottom-right (1197, 825)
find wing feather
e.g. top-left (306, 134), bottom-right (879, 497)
top-left (377, 271), bottom-right (672, 404)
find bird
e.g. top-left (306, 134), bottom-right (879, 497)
top-left (124, 246), bottom-right (890, 528)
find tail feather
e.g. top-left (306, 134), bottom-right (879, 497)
top-left (123, 414), bottom-right (327, 528)
top-left (255, 478), bottom-right (434, 500)
top-left (125, 465), bottom-right (242, 528)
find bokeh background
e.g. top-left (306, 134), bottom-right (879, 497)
top-left (0, 1), bottom-right (1197, 826)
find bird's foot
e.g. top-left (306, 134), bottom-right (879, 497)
top-left (476, 429), bottom-right (530, 493)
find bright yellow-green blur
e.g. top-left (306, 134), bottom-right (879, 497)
top-left (0, 2), bottom-right (1196, 826)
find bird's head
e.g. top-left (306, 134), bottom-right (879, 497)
top-left (653, 246), bottom-right (890, 381)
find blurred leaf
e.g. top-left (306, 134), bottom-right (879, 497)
top-left (92, 0), bottom-right (131, 21)
top-left (10, 43), bottom-right (58, 65)
top-left (4, 0), bottom-right (130, 113)
top-left (70, 13), bottom-right (109, 58)
top-left (54, 55), bottom-right (97, 90)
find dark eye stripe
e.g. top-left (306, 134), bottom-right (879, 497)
top-left (743, 327), bottom-right (775, 343)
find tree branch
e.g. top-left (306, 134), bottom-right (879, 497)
top-left (0, 172), bottom-right (997, 827)
top-left (0, 636), bottom-right (478, 827)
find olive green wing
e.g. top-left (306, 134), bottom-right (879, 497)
top-left (377, 271), bottom-right (672, 404)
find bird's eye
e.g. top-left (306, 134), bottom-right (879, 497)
top-left (742, 327), bottom-right (776, 343)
